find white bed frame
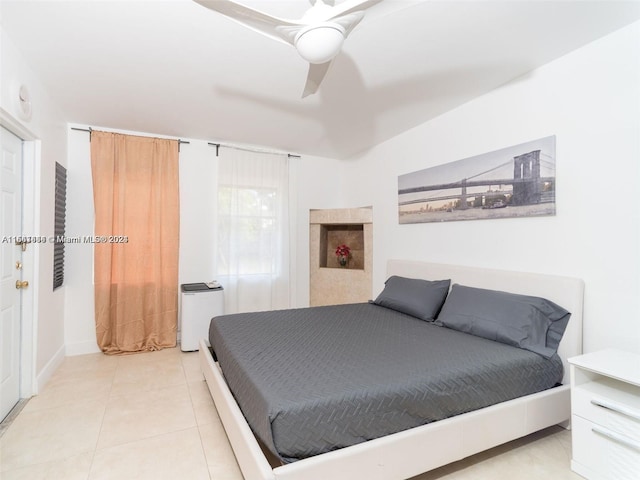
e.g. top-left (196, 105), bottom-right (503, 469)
top-left (199, 260), bottom-right (584, 480)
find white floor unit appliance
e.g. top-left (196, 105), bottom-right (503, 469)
top-left (180, 283), bottom-right (224, 351)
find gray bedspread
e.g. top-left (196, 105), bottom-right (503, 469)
top-left (209, 303), bottom-right (563, 463)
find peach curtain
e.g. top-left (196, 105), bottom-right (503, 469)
top-left (91, 131), bottom-right (180, 354)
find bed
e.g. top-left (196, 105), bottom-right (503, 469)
top-left (199, 260), bottom-right (584, 480)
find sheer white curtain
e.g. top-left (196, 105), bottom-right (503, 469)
top-left (216, 147), bottom-right (291, 314)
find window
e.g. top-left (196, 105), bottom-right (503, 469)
top-left (216, 148), bottom-right (291, 313)
top-left (217, 186), bottom-right (279, 276)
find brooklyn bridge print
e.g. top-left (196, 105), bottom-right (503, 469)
top-left (398, 136), bottom-right (556, 224)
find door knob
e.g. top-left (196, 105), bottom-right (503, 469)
top-left (15, 280), bottom-right (29, 289)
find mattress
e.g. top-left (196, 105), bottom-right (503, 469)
top-left (209, 302), bottom-right (564, 463)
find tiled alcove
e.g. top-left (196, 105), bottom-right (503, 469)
top-left (319, 224), bottom-right (364, 270)
top-left (309, 207), bottom-right (372, 306)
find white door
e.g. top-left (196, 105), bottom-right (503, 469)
top-left (1, 126), bottom-right (23, 421)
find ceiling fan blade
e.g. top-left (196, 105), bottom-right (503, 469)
top-left (331, 11), bottom-right (365, 38)
top-left (194, 0), bottom-right (303, 45)
top-left (324, 0), bottom-right (384, 20)
top-left (302, 61), bottom-right (333, 98)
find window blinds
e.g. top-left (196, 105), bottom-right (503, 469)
top-left (53, 162), bottom-right (67, 290)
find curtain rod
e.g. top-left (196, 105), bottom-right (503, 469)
top-left (70, 127), bottom-right (299, 158)
top-left (70, 127), bottom-right (190, 150)
top-left (207, 142), bottom-right (300, 159)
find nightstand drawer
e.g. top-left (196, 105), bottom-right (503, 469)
top-left (570, 350), bottom-right (640, 480)
top-left (572, 414), bottom-right (640, 480)
top-left (572, 379), bottom-right (640, 440)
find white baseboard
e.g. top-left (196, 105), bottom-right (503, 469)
top-left (36, 344), bottom-right (66, 393)
top-left (64, 340), bottom-right (101, 356)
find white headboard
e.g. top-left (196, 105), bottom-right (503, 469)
top-left (386, 260), bottom-right (584, 384)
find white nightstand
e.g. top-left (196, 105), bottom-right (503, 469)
top-left (569, 349), bottom-right (640, 480)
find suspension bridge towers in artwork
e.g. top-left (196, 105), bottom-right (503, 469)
top-left (512, 150), bottom-right (541, 205)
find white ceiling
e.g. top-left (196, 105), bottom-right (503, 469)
top-left (2, 0), bottom-right (639, 159)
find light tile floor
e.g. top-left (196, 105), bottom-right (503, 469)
top-left (0, 347), bottom-right (583, 480)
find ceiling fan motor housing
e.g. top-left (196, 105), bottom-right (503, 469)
top-left (294, 23), bottom-right (345, 64)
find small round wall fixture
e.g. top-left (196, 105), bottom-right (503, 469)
top-left (17, 84), bottom-right (32, 121)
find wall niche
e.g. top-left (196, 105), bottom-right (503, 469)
top-left (319, 224), bottom-right (364, 270)
top-left (309, 207), bottom-right (372, 306)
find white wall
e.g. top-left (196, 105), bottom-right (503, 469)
top-left (64, 128), bottom-right (99, 355)
top-left (1, 27), bottom-right (68, 388)
top-left (345, 21), bottom-right (640, 355)
top-left (177, 140), bottom-right (218, 286)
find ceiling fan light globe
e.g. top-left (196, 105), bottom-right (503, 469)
top-left (295, 24), bottom-right (345, 64)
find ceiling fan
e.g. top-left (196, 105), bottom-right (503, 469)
top-left (194, 0), bottom-right (384, 97)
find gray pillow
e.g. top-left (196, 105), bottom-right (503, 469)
top-left (372, 276), bottom-right (451, 321)
top-left (435, 284), bottom-right (571, 358)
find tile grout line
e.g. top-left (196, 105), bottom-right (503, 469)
top-left (84, 353), bottom-right (119, 480)
top-left (181, 351), bottom-right (216, 480)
